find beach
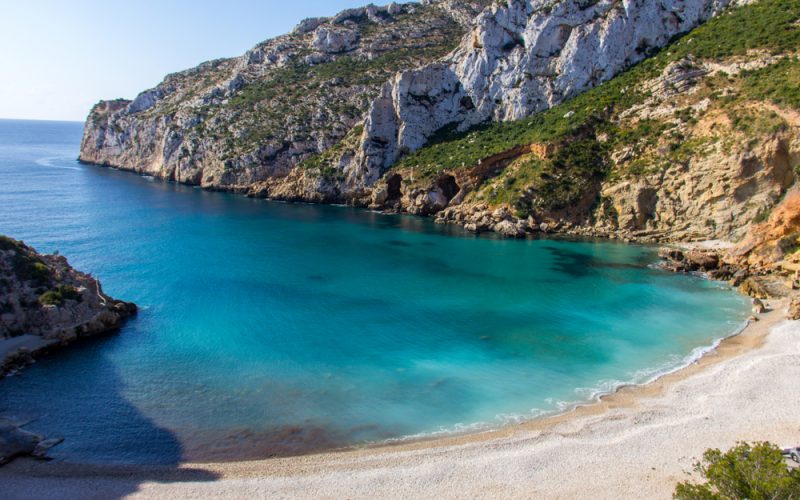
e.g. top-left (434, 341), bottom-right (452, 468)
top-left (1, 299), bottom-right (798, 499)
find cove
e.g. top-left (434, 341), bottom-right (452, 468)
top-left (0, 119), bottom-right (750, 464)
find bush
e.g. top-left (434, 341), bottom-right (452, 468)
top-left (38, 285), bottom-right (81, 307)
top-left (0, 235), bottom-right (21, 252)
top-left (12, 254), bottom-right (52, 286)
top-left (674, 442), bottom-right (800, 499)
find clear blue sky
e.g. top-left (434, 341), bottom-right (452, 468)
top-left (0, 0), bottom-right (377, 122)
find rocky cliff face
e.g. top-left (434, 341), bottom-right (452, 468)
top-left (344, 0), bottom-right (744, 188)
top-left (80, 0), bottom-right (491, 189)
top-left (81, 0), bottom-right (799, 246)
top-left (369, 0), bottom-right (799, 242)
top-left (0, 236), bottom-right (136, 377)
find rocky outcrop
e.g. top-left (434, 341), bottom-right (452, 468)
top-left (80, 0), bottom-right (798, 250)
top-left (81, 0), bottom-right (749, 200)
top-left (0, 419), bottom-right (63, 465)
top-left (0, 236), bottom-right (136, 377)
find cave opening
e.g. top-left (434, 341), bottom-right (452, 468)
top-left (437, 175), bottom-right (460, 202)
top-left (386, 174), bottom-right (402, 201)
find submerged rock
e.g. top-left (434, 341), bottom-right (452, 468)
top-left (0, 419), bottom-right (63, 466)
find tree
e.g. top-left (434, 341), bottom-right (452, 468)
top-left (675, 442), bottom-right (800, 499)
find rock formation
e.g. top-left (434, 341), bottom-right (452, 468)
top-left (0, 236), bottom-right (136, 377)
top-left (346, 0), bottom-right (745, 187)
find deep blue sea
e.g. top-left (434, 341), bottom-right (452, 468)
top-left (0, 119), bottom-right (749, 464)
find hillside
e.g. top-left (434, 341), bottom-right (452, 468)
top-left (81, 0), bottom-right (800, 246)
top-left (383, 0), bottom-right (800, 243)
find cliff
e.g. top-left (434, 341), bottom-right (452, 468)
top-left (81, 0), bottom-right (800, 244)
top-left (0, 236), bottom-right (136, 377)
top-left (80, 0), bottom-right (492, 191)
top-left (378, 0), bottom-right (800, 242)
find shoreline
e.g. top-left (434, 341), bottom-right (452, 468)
top-left (2, 298), bottom-right (796, 498)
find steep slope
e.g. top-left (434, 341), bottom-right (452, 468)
top-left (80, 1), bottom-right (491, 189)
top-left (81, 0), bottom-right (799, 245)
top-left (342, 0), bottom-right (746, 189)
top-left (373, 0), bottom-right (800, 242)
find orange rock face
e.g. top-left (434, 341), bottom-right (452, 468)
top-left (730, 188), bottom-right (800, 269)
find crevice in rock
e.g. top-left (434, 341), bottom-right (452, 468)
top-left (386, 174), bottom-right (402, 201)
top-left (437, 174), bottom-right (460, 202)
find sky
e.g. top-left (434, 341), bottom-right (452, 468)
top-left (0, 0), bottom-right (374, 122)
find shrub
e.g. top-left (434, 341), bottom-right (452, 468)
top-left (0, 235), bottom-right (21, 252)
top-left (12, 254), bottom-right (52, 286)
top-left (39, 290), bottom-right (64, 306)
top-left (38, 285), bottom-right (81, 307)
top-left (674, 442), bottom-right (800, 499)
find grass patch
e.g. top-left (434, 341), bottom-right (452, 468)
top-left (741, 56), bottom-right (800, 109)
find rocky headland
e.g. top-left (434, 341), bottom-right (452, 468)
top-left (0, 235), bottom-right (137, 378)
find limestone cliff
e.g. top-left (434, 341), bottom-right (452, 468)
top-left (0, 236), bottom-right (136, 377)
top-left (374, 0), bottom-right (800, 242)
top-left (80, 1), bottom-right (492, 189)
top-left (344, 0), bottom-right (745, 188)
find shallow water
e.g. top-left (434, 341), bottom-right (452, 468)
top-left (0, 119), bottom-right (749, 464)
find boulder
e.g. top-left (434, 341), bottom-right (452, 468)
top-left (294, 17), bottom-right (327, 34)
top-left (751, 298), bottom-right (766, 314)
top-left (494, 220), bottom-right (523, 238)
top-left (788, 296), bottom-right (800, 320)
top-left (0, 422), bottom-right (39, 465)
top-left (685, 250), bottom-right (720, 271)
top-left (313, 27), bottom-right (360, 54)
top-left (739, 278), bottom-right (770, 299)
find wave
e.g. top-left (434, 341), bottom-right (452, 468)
top-left (35, 156), bottom-right (82, 171)
top-left (379, 318), bottom-right (750, 446)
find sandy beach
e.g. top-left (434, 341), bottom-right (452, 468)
top-left (2, 299), bottom-right (798, 499)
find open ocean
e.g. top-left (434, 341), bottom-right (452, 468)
top-left (0, 118), bottom-right (749, 464)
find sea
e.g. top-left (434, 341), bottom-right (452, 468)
top-left (0, 118), bottom-right (750, 464)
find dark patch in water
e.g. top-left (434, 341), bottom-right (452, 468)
top-left (545, 245), bottom-right (653, 279)
top-left (388, 240), bottom-right (412, 247)
top-left (182, 423), bottom-right (394, 462)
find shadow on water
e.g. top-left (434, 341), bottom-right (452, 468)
top-left (0, 329), bottom-right (220, 498)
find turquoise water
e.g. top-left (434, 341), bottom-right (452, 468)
top-left (0, 119), bottom-right (749, 464)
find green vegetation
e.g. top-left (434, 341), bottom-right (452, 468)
top-left (301, 125), bottom-right (363, 181)
top-left (0, 235), bottom-right (21, 252)
top-left (38, 285), bottom-right (82, 307)
top-left (2, 237), bottom-right (53, 286)
top-left (210, 5), bottom-right (465, 159)
top-left (674, 442), bottom-right (800, 499)
top-left (11, 253), bottom-right (51, 286)
top-left (741, 57), bottom-right (800, 110)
